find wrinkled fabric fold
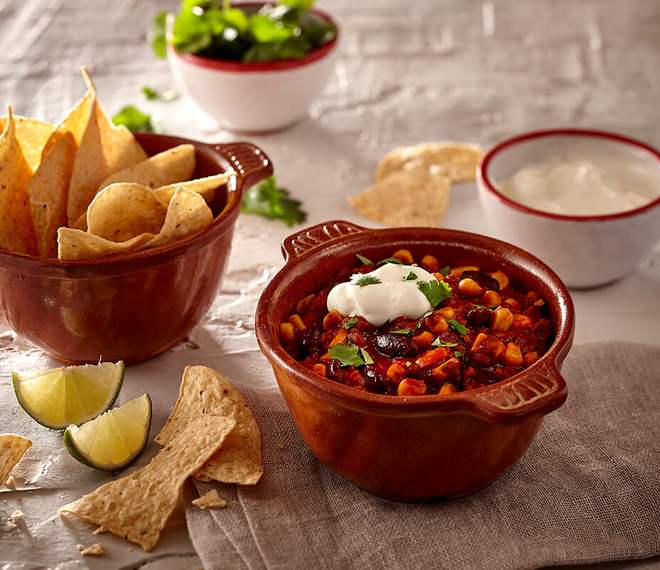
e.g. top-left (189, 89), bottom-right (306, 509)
top-left (186, 342), bottom-right (660, 570)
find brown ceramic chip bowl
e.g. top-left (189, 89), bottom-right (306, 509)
top-left (0, 133), bottom-right (272, 364)
top-left (255, 221), bottom-right (574, 501)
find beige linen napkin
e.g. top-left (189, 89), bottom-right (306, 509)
top-left (185, 342), bottom-right (660, 569)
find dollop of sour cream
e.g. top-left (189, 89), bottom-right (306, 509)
top-left (327, 263), bottom-right (437, 327)
top-left (499, 154), bottom-right (660, 216)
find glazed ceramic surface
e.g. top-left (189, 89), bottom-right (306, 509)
top-left (478, 129), bottom-right (660, 289)
top-left (256, 221), bottom-right (575, 501)
top-left (168, 5), bottom-right (338, 133)
top-left (0, 134), bottom-right (272, 364)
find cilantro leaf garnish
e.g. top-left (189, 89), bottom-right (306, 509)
top-left (447, 319), bottom-right (468, 336)
top-left (111, 105), bottom-right (154, 132)
top-left (377, 257), bottom-right (402, 266)
top-left (454, 350), bottom-right (464, 358)
top-left (417, 280), bottom-right (452, 307)
top-left (356, 254), bottom-right (374, 266)
top-left (241, 176), bottom-right (307, 227)
top-left (404, 271), bottom-right (418, 281)
top-left (343, 317), bottom-right (358, 330)
top-left (389, 329), bottom-right (412, 335)
top-left (360, 348), bottom-right (374, 365)
top-left (439, 265), bottom-right (451, 276)
top-left (351, 275), bottom-right (381, 287)
top-left (432, 338), bottom-right (458, 348)
top-left (328, 344), bottom-right (364, 367)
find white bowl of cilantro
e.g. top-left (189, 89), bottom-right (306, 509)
top-left (154, 0), bottom-right (338, 133)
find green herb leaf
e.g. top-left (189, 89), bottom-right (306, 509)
top-left (404, 271), bottom-right (418, 281)
top-left (351, 275), bottom-right (381, 287)
top-left (328, 344), bottom-right (364, 367)
top-left (389, 329), bottom-right (412, 335)
top-left (241, 176), bottom-right (307, 227)
top-left (377, 257), bottom-right (402, 266)
top-left (454, 350), bottom-right (464, 358)
top-left (278, 0), bottom-right (316, 10)
top-left (111, 105), bottom-right (154, 132)
top-left (432, 338), bottom-right (458, 347)
top-left (141, 86), bottom-right (159, 100)
top-left (343, 317), bottom-right (358, 330)
top-left (360, 348), bottom-right (374, 365)
top-left (439, 265), bottom-right (451, 276)
top-left (141, 85), bottom-right (179, 102)
top-left (417, 280), bottom-right (452, 308)
top-left (447, 319), bottom-right (469, 336)
top-left (151, 11), bottom-right (168, 59)
top-left (356, 254), bottom-right (373, 266)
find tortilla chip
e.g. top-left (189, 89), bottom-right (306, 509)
top-left (376, 142), bottom-right (484, 183)
top-left (0, 434), bottom-right (32, 485)
top-left (153, 172), bottom-right (230, 206)
top-left (57, 228), bottom-right (154, 261)
top-left (0, 116), bottom-right (54, 173)
top-left (192, 489), bottom-right (227, 509)
top-left (156, 366), bottom-right (263, 485)
top-left (98, 144), bottom-right (195, 190)
top-left (145, 187), bottom-right (213, 249)
top-left (87, 183), bottom-right (167, 242)
top-left (348, 165), bottom-right (451, 227)
top-left (67, 94), bottom-right (147, 224)
top-left (0, 109), bottom-right (37, 255)
top-left (28, 132), bottom-right (76, 257)
top-left (59, 415), bottom-right (236, 552)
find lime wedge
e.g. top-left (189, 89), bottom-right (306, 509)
top-left (12, 362), bottom-right (125, 429)
top-left (63, 394), bottom-right (152, 471)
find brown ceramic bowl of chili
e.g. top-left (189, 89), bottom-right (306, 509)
top-left (255, 221), bottom-right (574, 501)
top-left (0, 134), bottom-right (272, 364)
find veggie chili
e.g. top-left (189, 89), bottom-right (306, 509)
top-left (280, 249), bottom-right (553, 397)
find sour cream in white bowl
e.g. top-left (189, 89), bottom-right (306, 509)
top-left (477, 129), bottom-right (660, 288)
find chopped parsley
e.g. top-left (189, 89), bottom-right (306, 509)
top-left (241, 176), bottom-right (307, 227)
top-left (390, 329), bottom-right (413, 335)
top-left (377, 257), bottom-right (402, 266)
top-left (448, 319), bottom-right (469, 336)
top-left (360, 348), bottom-right (374, 365)
top-left (351, 275), bottom-right (381, 287)
top-left (417, 280), bottom-right (452, 307)
top-left (403, 271), bottom-right (418, 281)
top-left (454, 350), bottom-right (464, 358)
top-left (432, 338), bottom-right (458, 348)
top-left (343, 317), bottom-right (358, 330)
top-left (439, 265), bottom-right (451, 276)
top-left (356, 254), bottom-right (374, 266)
top-left (328, 344), bottom-right (364, 367)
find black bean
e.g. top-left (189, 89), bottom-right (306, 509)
top-left (373, 333), bottom-right (416, 357)
top-left (460, 270), bottom-right (500, 292)
top-left (466, 305), bottom-right (493, 326)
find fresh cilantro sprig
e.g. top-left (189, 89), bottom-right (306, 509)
top-left (241, 176), bottom-right (307, 227)
top-left (417, 280), bottom-right (452, 308)
top-left (328, 344), bottom-right (373, 367)
top-left (351, 275), bottom-right (381, 287)
top-left (403, 271), bottom-right (417, 281)
top-left (152, 0), bottom-right (336, 64)
top-left (356, 254), bottom-right (374, 266)
top-left (447, 319), bottom-right (468, 336)
top-left (343, 317), bottom-right (358, 330)
top-left (111, 105), bottom-right (154, 132)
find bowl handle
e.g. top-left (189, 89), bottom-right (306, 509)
top-left (281, 220), bottom-right (366, 262)
top-left (467, 359), bottom-right (568, 423)
top-left (212, 141), bottom-right (273, 189)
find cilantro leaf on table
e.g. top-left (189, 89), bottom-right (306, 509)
top-left (447, 319), bottom-right (469, 336)
top-left (141, 85), bottom-right (179, 102)
top-left (111, 105), bottom-right (154, 132)
top-left (328, 344), bottom-right (364, 367)
top-left (241, 176), bottom-right (307, 227)
top-left (351, 275), bottom-right (382, 287)
top-left (417, 280), bottom-right (452, 307)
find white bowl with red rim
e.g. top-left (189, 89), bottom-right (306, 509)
top-left (477, 129), bottom-right (660, 288)
top-left (167, 4), bottom-right (338, 133)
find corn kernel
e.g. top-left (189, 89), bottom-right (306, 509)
top-left (450, 265), bottom-right (479, 277)
top-left (471, 332), bottom-right (489, 351)
top-left (279, 322), bottom-right (295, 344)
top-left (432, 357), bottom-right (460, 380)
top-left (503, 342), bottom-right (523, 366)
top-left (412, 331), bottom-right (434, 348)
top-left (323, 310), bottom-right (343, 330)
top-left (490, 270), bottom-right (510, 290)
top-left (492, 307), bottom-right (513, 331)
top-left (397, 378), bottom-right (427, 396)
top-left (511, 314), bottom-right (533, 330)
top-left (438, 307), bottom-right (455, 320)
top-left (425, 313), bottom-right (449, 334)
top-left (439, 382), bottom-right (458, 396)
top-left (392, 249), bottom-right (414, 264)
top-left (482, 290), bottom-right (502, 306)
top-left (296, 294), bottom-right (315, 315)
top-left (312, 363), bottom-right (327, 377)
top-left (420, 255), bottom-right (440, 273)
top-left (458, 277), bottom-right (483, 297)
top-left (288, 314), bottom-right (306, 331)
